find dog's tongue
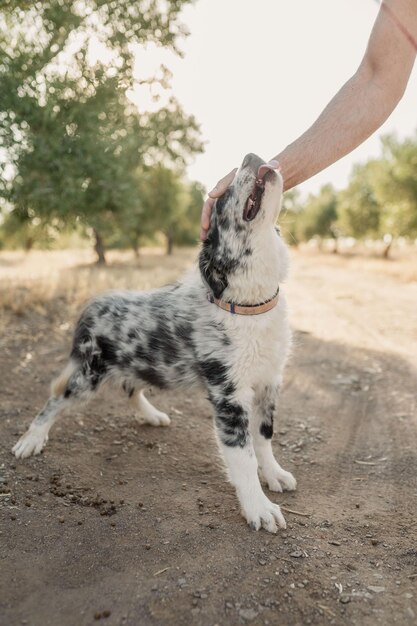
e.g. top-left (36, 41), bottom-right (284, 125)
top-left (257, 160), bottom-right (280, 179)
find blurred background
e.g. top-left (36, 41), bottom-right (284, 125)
top-left (0, 0), bottom-right (416, 304)
top-left (1, 6), bottom-right (417, 622)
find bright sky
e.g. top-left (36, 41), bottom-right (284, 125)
top-left (133, 0), bottom-right (417, 196)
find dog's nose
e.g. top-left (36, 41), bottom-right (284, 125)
top-left (242, 153), bottom-right (265, 172)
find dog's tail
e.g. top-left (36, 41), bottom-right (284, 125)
top-left (50, 360), bottom-right (78, 398)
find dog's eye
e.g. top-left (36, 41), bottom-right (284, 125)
top-left (215, 189), bottom-right (231, 213)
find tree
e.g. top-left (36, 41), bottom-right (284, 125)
top-left (173, 179), bottom-right (206, 246)
top-left (337, 133), bottom-right (417, 258)
top-left (376, 134), bottom-right (417, 244)
top-left (133, 165), bottom-right (204, 255)
top-left (298, 184), bottom-right (339, 251)
top-left (0, 1), bottom-right (203, 262)
top-left (279, 188), bottom-right (303, 246)
top-left (337, 160), bottom-right (382, 241)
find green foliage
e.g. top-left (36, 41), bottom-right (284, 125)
top-left (0, 208), bottom-right (57, 250)
top-left (376, 134), bottom-right (417, 238)
top-left (133, 165), bottom-right (204, 254)
top-left (298, 184), bottom-right (339, 243)
top-left (288, 129), bottom-right (417, 254)
top-left (337, 160), bottom-right (382, 239)
top-left (107, 166), bottom-right (204, 255)
top-left (0, 0), bottom-right (202, 261)
top-left (279, 188), bottom-right (303, 246)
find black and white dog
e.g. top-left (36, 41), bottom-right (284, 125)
top-left (13, 153), bottom-right (296, 533)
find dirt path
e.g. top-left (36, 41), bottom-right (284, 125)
top-left (1, 250), bottom-right (416, 626)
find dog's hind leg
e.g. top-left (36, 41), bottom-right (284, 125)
top-left (209, 385), bottom-right (286, 533)
top-left (127, 386), bottom-right (170, 427)
top-left (12, 396), bottom-right (68, 459)
top-left (12, 360), bottom-right (94, 459)
top-left (251, 379), bottom-right (296, 493)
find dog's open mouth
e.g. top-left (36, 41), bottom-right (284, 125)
top-left (243, 164), bottom-right (276, 222)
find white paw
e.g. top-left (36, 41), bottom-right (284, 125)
top-left (260, 464), bottom-right (297, 493)
top-left (137, 410), bottom-right (171, 427)
top-left (12, 425), bottom-right (49, 459)
top-left (241, 494), bottom-right (287, 533)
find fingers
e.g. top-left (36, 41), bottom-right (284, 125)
top-left (200, 167), bottom-right (237, 241)
top-left (208, 168), bottom-right (238, 198)
top-left (200, 196), bottom-right (215, 241)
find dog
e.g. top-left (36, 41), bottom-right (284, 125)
top-left (12, 153), bottom-right (296, 533)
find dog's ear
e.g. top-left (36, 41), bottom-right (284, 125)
top-left (199, 216), bottom-right (228, 299)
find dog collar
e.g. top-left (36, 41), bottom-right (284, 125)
top-left (207, 286), bottom-right (279, 316)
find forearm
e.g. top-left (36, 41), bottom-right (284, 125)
top-left (274, 0), bottom-right (417, 192)
top-left (274, 67), bottom-right (403, 192)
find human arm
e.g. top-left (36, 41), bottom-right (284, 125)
top-left (200, 0), bottom-right (417, 239)
top-left (273, 0), bottom-right (417, 191)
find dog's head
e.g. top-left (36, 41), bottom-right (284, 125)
top-left (199, 153), bottom-right (287, 303)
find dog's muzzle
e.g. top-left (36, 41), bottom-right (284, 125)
top-left (243, 163), bottom-right (278, 222)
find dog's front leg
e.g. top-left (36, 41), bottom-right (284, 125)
top-left (211, 390), bottom-right (286, 533)
top-left (252, 380), bottom-right (297, 493)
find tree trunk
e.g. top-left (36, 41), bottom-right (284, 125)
top-left (166, 232), bottom-right (174, 256)
top-left (132, 239), bottom-right (140, 258)
top-left (93, 228), bottom-right (106, 265)
top-left (25, 236), bottom-right (34, 252)
top-left (332, 237), bottom-right (338, 254)
top-left (382, 238), bottom-right (393, 260)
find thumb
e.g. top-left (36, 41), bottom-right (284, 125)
top-left (208, 168), bottom-right (238, 198)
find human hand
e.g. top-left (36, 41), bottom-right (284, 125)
top-left (200, 168), bottom-right (237, 241)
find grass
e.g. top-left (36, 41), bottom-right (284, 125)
top-left (1, 243), bottom-right (416, 320)
top-left (0, 247), bottom-right (197, 317)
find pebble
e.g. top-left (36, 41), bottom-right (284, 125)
top-left (290, 551), bottom-right (303, 558)
top-left (239, 608), bottom-right (258, 621)
top-left (339, 595), bottom-right (351, 604)
top-left (94, 610), bottom-right (111, 620)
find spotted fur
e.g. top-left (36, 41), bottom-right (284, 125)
top-left (12, 153), bottom-right (296, 533)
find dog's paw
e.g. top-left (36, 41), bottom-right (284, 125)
top-left (242, 494), bottom-right (287, 533)
top-left (136, 410), bottom-right (171, 427)
top-left (260, 464), bottom-right (297, 493)
top-left (12, 425), bottom-right (49, 459)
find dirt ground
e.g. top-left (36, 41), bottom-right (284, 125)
top-left (1, 248), bottom-right (416, 626)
